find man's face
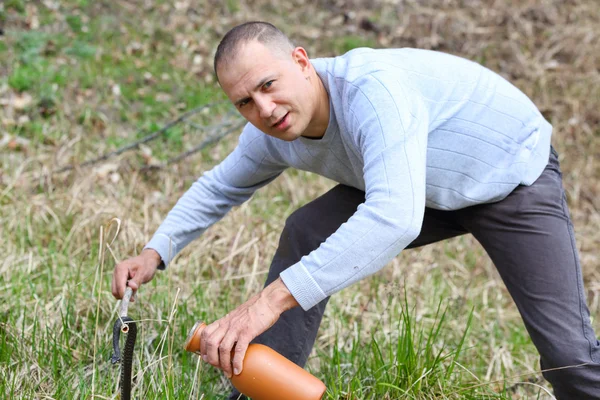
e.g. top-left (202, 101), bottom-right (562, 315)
top-left (217, 40), bottom-right (318, 141)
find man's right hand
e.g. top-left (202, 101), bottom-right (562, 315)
top-left (111, 248), bottom-right (162, 300)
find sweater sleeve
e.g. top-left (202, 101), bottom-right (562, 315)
top-left (280, 71), bottom-right (429, 310)
top-left (145, 125), bottom-right (287, 267)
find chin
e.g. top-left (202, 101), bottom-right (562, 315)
top-left (264, 127), bottom-right (301, 141)
top-left (282, 131), bottom-right (302, 141)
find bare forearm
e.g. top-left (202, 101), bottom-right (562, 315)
top-left (261, 277), bottom-right (299, 314)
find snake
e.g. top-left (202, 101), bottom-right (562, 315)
top-left (111, 287), bottom-right (137, 400)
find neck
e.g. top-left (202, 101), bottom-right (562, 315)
top-left (301, 70), bottom-right (330, 139)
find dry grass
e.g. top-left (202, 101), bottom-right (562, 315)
top-left (1, 0), bottom-right (599, 398)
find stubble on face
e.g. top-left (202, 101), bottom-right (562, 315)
top-left (217, 40), bottom-right (328, 141)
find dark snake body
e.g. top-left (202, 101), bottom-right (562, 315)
top-left (111, 316), bottom-right (137, 400)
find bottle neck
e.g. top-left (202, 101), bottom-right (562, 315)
top-left (184, 321), bottom-right (206, 354)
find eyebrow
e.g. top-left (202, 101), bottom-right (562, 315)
top-left (234, 76), bottom-right (276, 106)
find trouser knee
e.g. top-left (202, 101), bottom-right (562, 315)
top-left (277, 184), bottom-right (362, 264)
top-left (264, 205), bottom-right (327, 283)
top-left (266, 184), bottom-right (361, 285)
top-left (282, 206), bottom-right (327, 250)
top-left (282, 201), bottom-right (338, 254)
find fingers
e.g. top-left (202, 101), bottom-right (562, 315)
top-left (127, 280), bottom-right (139, 290)
top-left (201, 323), bottom-right (223, 367)
top-left (231, 338), bottom-right (249, 376)
top-left (111, 252), bottom-right (160, 300)
top-left (218, 334), bottom-right (236, 378)
top-left (196, 292), bottom-right (283, 378)
top-left (112, 261), bottom-right (131, 299)
top-left (200, 322), bottom-right (246, 378)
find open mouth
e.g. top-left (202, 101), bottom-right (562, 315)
top-left (272, 113), bottom-right (289, 128)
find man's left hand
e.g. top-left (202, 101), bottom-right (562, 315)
top-left (199, 277), bottom-right (299, 378)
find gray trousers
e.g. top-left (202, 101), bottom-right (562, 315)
top-left (230, 147), bottom-right (600, 399)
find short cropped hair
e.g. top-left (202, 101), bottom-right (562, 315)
top-left (214, 21), bottom-right (295, 81)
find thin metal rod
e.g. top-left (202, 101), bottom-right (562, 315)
top-left (52, 102), bottom-right (227, 174)
top-left (120, 287), bottom-right (133, 318)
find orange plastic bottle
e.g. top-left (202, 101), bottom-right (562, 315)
top-left (184, 321), bottom-right (326, 400)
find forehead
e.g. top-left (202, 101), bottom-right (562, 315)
top-left (218, 41), bottom-right (289, 97)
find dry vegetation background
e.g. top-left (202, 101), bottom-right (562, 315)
top-left (1, 0), bottom-right (599, 399)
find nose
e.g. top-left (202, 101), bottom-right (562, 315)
top-left (255, 96), bottom-right (276, 119)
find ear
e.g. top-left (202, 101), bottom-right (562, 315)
top-left (292, 47), bottom-right (311, 75)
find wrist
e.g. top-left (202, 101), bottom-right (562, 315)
top-left (141, 248), bottom-right (162, 268)
top-left (263, 278), bottom-right (299, 313)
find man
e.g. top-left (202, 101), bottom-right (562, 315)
top-left (112, 21), bottom-right (600, 398)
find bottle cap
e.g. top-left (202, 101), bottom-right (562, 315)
top-left (184, 320), bottom-right (206, 354)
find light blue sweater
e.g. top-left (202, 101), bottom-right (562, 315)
top-left (146, 48), bottom-right (552, 310)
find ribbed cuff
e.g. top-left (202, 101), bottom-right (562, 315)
top-left (280, 261), bottom-right (327, 311)
top-left (144, 233), bottom-right (178, 269)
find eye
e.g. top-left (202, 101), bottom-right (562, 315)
top-left (237, 98), bottom-right (250, 108)
top-left (263, 80), bottom-right (274, 90)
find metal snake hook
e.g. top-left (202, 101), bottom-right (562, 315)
top-left (111, 286), bottom-right (137, 400)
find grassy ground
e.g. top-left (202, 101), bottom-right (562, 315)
top-left (1, 0), bottom-right (599, 399)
